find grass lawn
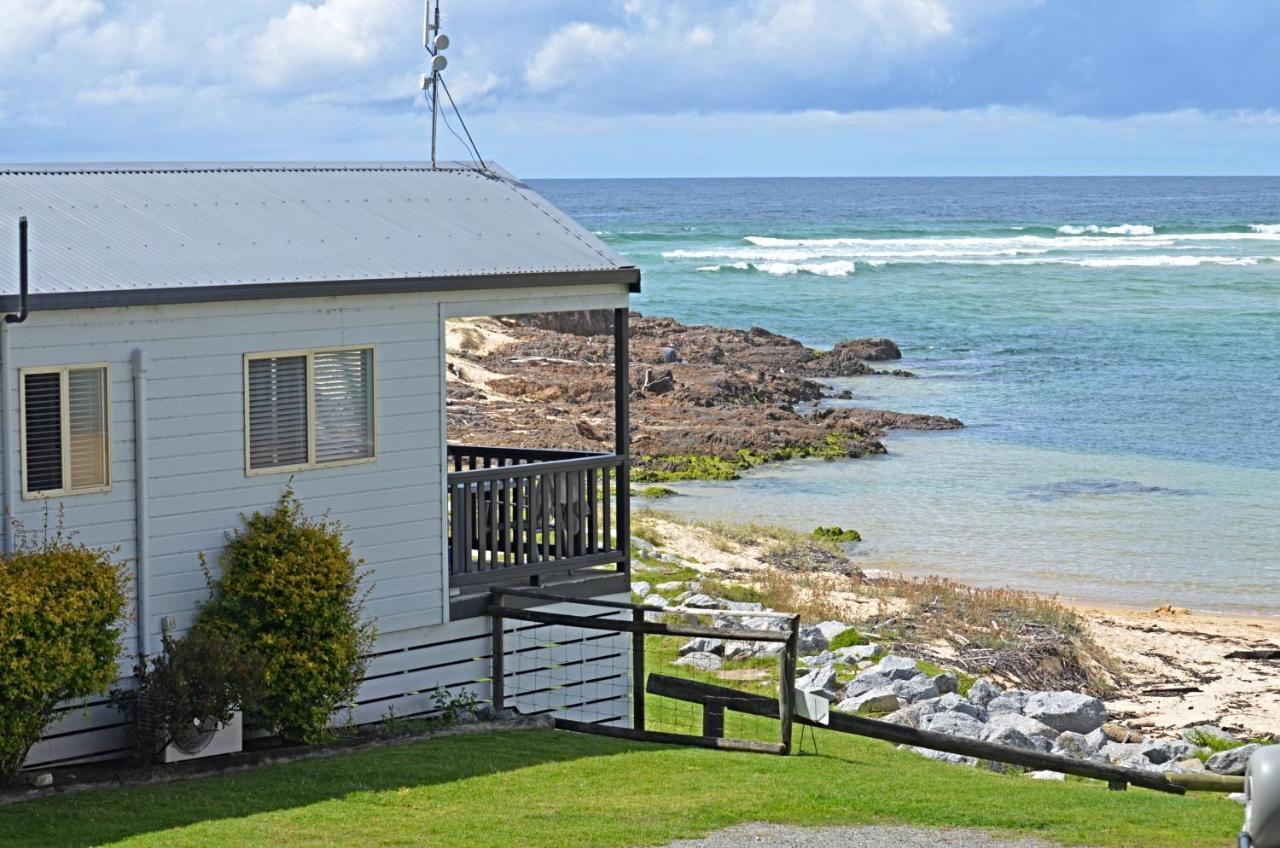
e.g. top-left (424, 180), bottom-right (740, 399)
top-left (0, 724), bottom-right (1242, 848)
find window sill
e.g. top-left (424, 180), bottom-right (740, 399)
top-left (244, 455), bottom-right (377, 478)
top-left (22, 484), bottom-right (113, 501)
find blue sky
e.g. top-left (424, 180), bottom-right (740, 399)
top-left (1, 0), bottom-right (1277, 176)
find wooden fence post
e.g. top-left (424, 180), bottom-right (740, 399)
top-left (632, 606), bottom-right (646, 732)
top-left (779, 615), bottom-right (799, 754)
top-left (491, 606), bottom-right (505, 714)
top-left (702, 704), bottom-right (725, 739)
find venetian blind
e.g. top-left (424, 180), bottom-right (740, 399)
top-left (22, 372), bottom-right (63, 494)
top-left (67, 367), bottom-right (109, 489)
top-left (313, 348), bottom-right (374, 463)
top-left (247, 355), bottom-right (309, 470)
top-left (22, 365), bottom-right (109, 495)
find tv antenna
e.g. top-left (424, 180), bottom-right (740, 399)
top-left (421, 0), bottom-right (449, 168)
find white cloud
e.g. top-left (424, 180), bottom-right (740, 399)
top-left (75, 70), bottom-right (186, 106)
top-left (0, 0), bottom-right (102, 64)
top-left (248, 0), bottom-right (415, 90)
top-left (525, 22), bottom-right (627, 93)
top-left (523, 0), bottom-right (961, 103)
top-left (444, 70), bottom-right (501, 105)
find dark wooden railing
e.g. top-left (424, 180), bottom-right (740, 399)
top-left (446, 445), bottom-right (628, 590)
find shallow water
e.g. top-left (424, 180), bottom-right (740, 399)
top-left (666, 430), bottom-right (1280, 614)
top-left (534, 177), bottom-right (1280, 613)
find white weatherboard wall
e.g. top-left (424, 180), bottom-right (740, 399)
top-left (356, 595), bottom-right (633, 728)
top-left (9, 282), bottom-right (630, 768)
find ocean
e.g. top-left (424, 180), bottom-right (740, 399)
top-left (532, 177), bottom-right (1280, 614)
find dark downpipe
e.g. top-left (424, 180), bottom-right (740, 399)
top-left (6, 217), bottom-right (28, 324)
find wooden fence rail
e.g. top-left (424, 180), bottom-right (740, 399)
top-left (646, 674), bottom-right (1186, 795)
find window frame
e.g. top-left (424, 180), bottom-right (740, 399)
top-left (18, 363), bottom-right (112, 500)
top-left (243, 345), bottom-right (377, 477)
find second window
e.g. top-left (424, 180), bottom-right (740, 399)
top-left (246, 347), bottom-right (375, 474)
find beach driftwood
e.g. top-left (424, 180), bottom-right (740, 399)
top-left (646, 674), bottom-right (1186, 795)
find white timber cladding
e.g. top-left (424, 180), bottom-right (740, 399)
top-left (244, 345), bottom-right (377, 475)
top-left (8, 281), bottom-right (631, 768)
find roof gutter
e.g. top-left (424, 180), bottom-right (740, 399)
top-left (5, 217), bottom-right (28, 324)
top-left (0, 265), bottom-right (641, 313)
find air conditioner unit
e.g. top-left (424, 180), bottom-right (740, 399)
top-left (160, 711), bottom-right (243, 764)
top-left (138, 698), bottom-right (244, 764)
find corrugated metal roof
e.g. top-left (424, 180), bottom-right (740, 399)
top-left (0, 161), bottom-right (634, 307)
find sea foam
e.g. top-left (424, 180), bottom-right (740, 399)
top-left (1057, 224), bottom-right (1156, 236)
top-left (694, 260), bottom-right (854, 276)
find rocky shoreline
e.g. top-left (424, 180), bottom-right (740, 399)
top-left (445, 312), bottom-right (961, 482)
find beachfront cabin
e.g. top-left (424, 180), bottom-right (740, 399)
top-left (0, 162), bottom-right (639, 768)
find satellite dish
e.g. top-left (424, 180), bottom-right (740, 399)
top-left (434, 33), bottom-right (450, 51)
top-left (431, 54), bottom-right (448, 73)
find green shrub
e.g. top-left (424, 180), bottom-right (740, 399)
top-left (811, 526), bottom-right (862, 543)
top-left (198, 489), bottom-right (374, 744)
top-left (130, 628), bottom-right (258, 761)
top-left (0, 524), bottom-right (126, 782)
top-left (828, 628), bottom-right (868, 649)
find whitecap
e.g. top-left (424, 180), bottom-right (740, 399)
top-left (1057, 224), bottom-right (1156, 236)
top-left (752, 260), bottom-right (856, 277)
top-left (1074, 255), bottom-right (1255, 268)
top-left (1249, 224), bottom-right (1280, 234)
top-left (694, 262), bottom-right (750, 272)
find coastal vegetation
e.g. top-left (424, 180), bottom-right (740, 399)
top-left (633, 510), bottom-right (1114, 695)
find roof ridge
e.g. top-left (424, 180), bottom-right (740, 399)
top-left (0, 161), bottom-right (493, 176)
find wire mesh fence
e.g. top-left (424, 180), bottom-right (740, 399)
top-left (491, 588), bottom-right (799, 753)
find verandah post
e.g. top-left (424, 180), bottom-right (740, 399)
top-left (614, 307), bottom-right (630, 568)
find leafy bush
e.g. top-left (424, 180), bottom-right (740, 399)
top-left (198, 489), bottom-right (374, 744)
top-left (130, 628), bottom-right (258, 760)
top-left (0, 524), bottom-right (125, 782)
top-left (828, 628), bottom-right (869, 650)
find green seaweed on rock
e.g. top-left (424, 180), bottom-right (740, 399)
top-left (632, 432), bottom-right (873, 483)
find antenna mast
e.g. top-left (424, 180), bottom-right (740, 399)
top-left (422, 1), bottom-right (448, 169)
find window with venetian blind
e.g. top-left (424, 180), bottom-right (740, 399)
top-left (245, 347), bottom-right (375, 474)
top-left (21, 365), bottom-right (111, 498)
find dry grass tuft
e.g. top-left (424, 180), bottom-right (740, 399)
top-left (686, 519), bottom-right (858, 575)
top-left (866, 575), bottom-right (1119, 695)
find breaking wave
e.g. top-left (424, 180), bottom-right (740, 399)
top-left (664, 227), bottom-right (1280, 271)
top-left (1057, 224), bottom-right (1155, 235)
top-left (696, 260), bottom-right (855, 277)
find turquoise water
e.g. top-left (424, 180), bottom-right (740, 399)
top-left (535, 177), bottom-right (1280, 613)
